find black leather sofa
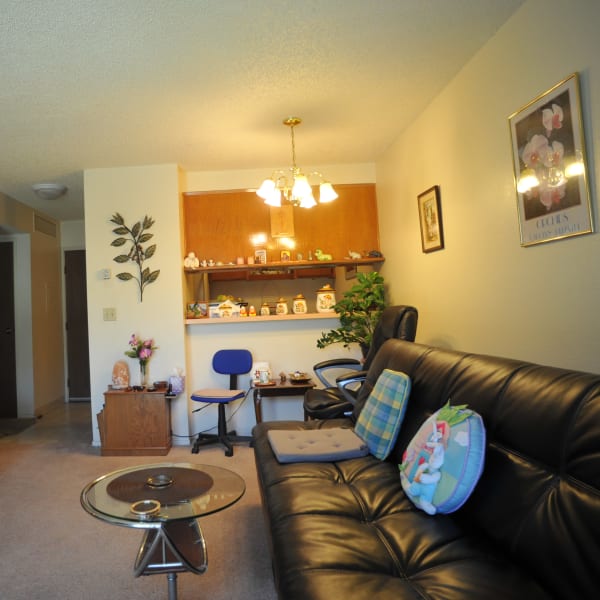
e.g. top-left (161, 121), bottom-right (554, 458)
top-left (252, 339), bottom-right (600, 599)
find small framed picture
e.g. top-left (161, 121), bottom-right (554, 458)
top-left (280, 250), bottom-right (291, 262)
top-left (417, 185), bottom-right (444, 253)
top-left (254, 249), bottom-right (267, 264)
top-left (508, 73), bottom-right (592, 246)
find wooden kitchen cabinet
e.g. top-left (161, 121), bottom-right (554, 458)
top-left (97, 389), bottom-right (172, 456)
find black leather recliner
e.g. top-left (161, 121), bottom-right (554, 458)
top-left (303, 305), bottom-right (418, 419)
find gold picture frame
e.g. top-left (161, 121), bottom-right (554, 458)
top-left (508, 73), bottom-right (592, 246)
top-left (417, 185), bottom-right (444, 253)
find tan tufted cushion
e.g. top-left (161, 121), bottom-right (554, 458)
top-left (267, 428), bottom-right (369, 463)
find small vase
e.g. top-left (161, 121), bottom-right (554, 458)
top-left (139, 362), bottom-right (147, 388)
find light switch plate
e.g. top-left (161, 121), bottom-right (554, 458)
top-left (103, 307), bottom-right (117, 321)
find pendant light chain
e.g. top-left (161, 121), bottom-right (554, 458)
top-left (290, 122), bottom-right (298, 171)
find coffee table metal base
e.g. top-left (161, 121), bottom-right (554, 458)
top-left (134, 518), bottom-right (207, 600)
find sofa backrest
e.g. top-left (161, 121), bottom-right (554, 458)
top-left (362, 305), bottom-right (418, 369)
top-left (353, 339), bottom-right (600, 598)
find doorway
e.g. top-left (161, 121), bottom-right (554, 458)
top-left (0, 241), bottom-right (18, 417)
top-left (64, 250), bottom-right (91, 401)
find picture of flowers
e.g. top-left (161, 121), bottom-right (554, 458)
top-left (509, 73), bottom-right (592, 246)
top-left (417, 185), bottom-right (444, 253)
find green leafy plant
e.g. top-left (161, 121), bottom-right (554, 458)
top-left (316, 271), bottom-right (386, 355)
top-left (110, 213), bottom-right (160, 301)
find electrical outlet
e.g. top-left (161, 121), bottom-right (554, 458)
top-left (103, 307), bottom-right (117, 321)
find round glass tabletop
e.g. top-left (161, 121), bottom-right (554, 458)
top-left (81, 462), bottom-right (245, 527)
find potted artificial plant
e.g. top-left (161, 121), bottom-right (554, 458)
top-left (316, 271), bottom-right (387, 357)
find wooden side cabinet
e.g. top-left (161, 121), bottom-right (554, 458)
top-left (97, 389), bottom-right (172, 456)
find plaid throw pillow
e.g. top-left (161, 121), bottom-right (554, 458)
top-left (354, 369), bottom-right (411, 459)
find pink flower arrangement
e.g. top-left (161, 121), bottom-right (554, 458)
top-left (125, 334), bottom-right (157, 369)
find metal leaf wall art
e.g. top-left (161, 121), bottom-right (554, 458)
top-left (110, 213), bottom-right (160, 301)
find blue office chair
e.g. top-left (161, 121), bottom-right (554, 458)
top-left (190, 349), bottom-right (252, 457)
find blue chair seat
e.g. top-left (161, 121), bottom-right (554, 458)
top-left (191, 389), bottom-right (246, 403)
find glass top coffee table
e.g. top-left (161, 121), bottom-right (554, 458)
top-left (81, 462), bottom-right (245, 600)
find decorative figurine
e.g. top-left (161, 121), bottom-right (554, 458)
top-left (183, 252), bottom-right (200, 268)
top-left (314, 248), bottom-right (333, 261)
top-left (347, 250), bottom-right (362, 260)
top-left (112, 360), bottom-right (130, 389)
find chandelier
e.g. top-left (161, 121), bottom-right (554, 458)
top-left (256, 117), bottom-right (338, 209)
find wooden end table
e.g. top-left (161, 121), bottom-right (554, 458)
top-left (253, 379), bottom-right (315, 423)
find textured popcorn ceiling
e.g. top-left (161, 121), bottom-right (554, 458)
top-left (0, 0), bottom-right (524, 220)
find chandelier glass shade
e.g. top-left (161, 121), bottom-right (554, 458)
top-left (257, 117), bottom-right (338, 209)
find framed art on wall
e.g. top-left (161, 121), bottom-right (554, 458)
top-left (508, 73), bottom-right (592, 247)
top-left (418, 185), bottom-right (444, 253)
top-left (254, 249), bottom-right (267, 264)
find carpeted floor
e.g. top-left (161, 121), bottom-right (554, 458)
top-left (0, 417), bottom-right (37, 438)
top-left (0, 402), bottom-right (277, 600)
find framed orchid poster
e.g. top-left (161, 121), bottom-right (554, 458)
top-left (418, 185), bottom-right (444, 253)
top-left (509, 73), bottom-right (592, 247)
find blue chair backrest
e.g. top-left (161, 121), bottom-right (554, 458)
top-left (213, 349), bottom-right (253, 375)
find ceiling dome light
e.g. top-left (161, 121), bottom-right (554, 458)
top-left (32, 183), bottom-right (68, 200)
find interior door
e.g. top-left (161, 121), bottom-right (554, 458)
top-left (0, 241), bottom-right (18, 417)
top-left (65, 250), bottom-right (91, 400)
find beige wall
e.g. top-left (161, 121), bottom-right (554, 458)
top-left (84, 164), bottom-right (187, 445)
top-left (377, 0), bottom-right (600, 372)
top-left (0, 192), bottom-right (64, 417)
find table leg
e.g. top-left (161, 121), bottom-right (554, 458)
top-left (253, 388), bottom-right (262, 424)
top-left (167, 572), bottom-right (178, 600)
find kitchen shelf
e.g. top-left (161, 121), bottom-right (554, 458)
top-left (185, 312), bottom-right (339, 326)
top-left (183, 257), bottom-right (384, 320)
top-left (184, 257), bottom-right (383, 277)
